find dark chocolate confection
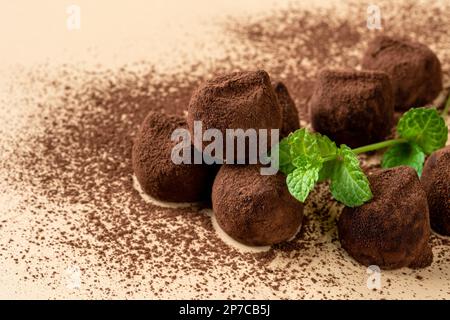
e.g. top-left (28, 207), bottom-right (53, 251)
top-left (338, 166), bottom-right (433, 270)
top-left (132, 111), bottom-right (215, 202)
top-left (187, 70), bottom-right (282, 162)
top-left (212, 165), bottom-right (304, 246)
top-left (421, 145), bottom-right (450, 236)
top-left (362, 35), bottom-right (443, 110)
top-left (272, 81), bottom-right (300, 137)
top-left (309, 69), bottom-right (394, 148)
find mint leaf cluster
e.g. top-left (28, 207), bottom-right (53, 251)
top-left (274, 107), bottom-right (448, 208)
top-left (277, 128), bottom-right (372, 207)
top-left (382, 107), bottom-right (447, 174)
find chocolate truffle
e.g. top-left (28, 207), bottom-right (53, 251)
top-left (421, 145), bottom-right (450, 236)
top-left (187, 70), bottom-right (282, 162)
top-left (362, 35), bottom-right (443, 110)
top-left (338, 166), bottom-right (433, 270)
top-left (212, 165), bottom-right (303, 246)
top-left (132, 111), bottom-right (214, 202)
top-left (309, 69), bottom-right (394, 148)
top-left (272, 81), bottom-right (300, 137)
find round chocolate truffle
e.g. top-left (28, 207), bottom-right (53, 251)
top-left (421, 145), bottom-right (450, 236)
top-left (362, 35), bottom-right (443, 110)
top-left (132, 111), bottom-right (214, 202)
top-left (272, 81), bottom-right (300, 138)
top-left (338, 166), bottom-right (433, 270)
top-left (212, 165), bottom-right (304, 246)
top-left (187, 70), bottom-right (282, 162)
top-left (309, 69), bottom-right (394, 148)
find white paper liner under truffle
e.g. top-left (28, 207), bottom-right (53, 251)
top-left (133, 174), bottom-right (203, 209)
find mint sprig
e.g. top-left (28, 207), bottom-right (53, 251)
top-left (274, 107), bottom-right (448, 207)
top-left (278, 128), bottom-right (370, 207)
top-left (381, 142), bottom-right (425, 176)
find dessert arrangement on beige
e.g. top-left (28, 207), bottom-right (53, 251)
top-left (0, 0), bottom-right (449, 299)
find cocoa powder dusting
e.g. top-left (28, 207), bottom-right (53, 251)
top-left (1, 0), bottom-right (449, 299)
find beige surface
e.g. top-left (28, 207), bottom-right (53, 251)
top-left (0, 0), bottom-right (449, 299)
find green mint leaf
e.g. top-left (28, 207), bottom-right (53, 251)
top-left (275, 128), bottom-right (341, 203)
top-left (286, 163), bottom-right (321, 202)
top-left (315, 133), bottom-right (338, 182)
top-left (397, 107), bottom-right (448, 155)
top-left (318, 159), bottom-right (337, 182)
top-left (276, 138), bottom-right (296, 175)
top-left (330, 145), bottom-right (373, 207)
top-left (288, 128), bottom-right (321, 161)
top-left (273, 128), bottom-right (323, 175)
top-left (316, 134), bottom-right (338, 158)
top-left (292, 154), bottom-right (316, 168)
top-left (381, 142), bottom-right (425, 176)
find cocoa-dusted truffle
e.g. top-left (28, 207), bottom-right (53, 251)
top-left (421, 145), bottom-right (450, 236)
top-left (362, 35), bottom-right (443, 110)
top-left (212, 165), bottom-right (303, 246)
top-left (187, 70), bottom-right (282, 161)
top-left (338, 166), bottom-right (433, 269)
top-left (132, 111), bottom-right (214, 202)
top-left (272, 81), bottom-right (300, 137)
top-left (309, 69), bottom-right (394, 148)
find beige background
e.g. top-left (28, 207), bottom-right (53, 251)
top-left (0, 0), bottom-right (286, 66)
